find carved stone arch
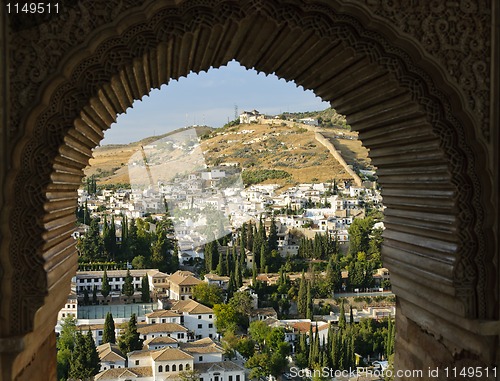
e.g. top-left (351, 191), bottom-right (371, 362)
top-left (2, 0), bottom-right (497, 379)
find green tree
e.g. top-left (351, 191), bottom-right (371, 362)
top-left (348, 217), bottom-right (373, 256)
top-left (268, 216), bottom-right (278, 252)
top-left (101, 269), bottom-right (110, 301)
top-left (213, 303), bottom-right (238, 334)
top-left (122, 269), bottom-right (135, 301)
top-left (248, 320), bottom-right (271, 348)
top-left (236, 337), bottom-right (255, 359)
top-left (57, 316), bottom-right (77, 381)
top-left (192, 282), bottom-right (223, 308)
top-left (132, 255), bottom-right (148, 269)
top-left (141, 275), bottom-right (150, 303)
top-left (385, 318), bottom-right (395, 357)
top-left (92, 285), bottom-right (98, 305)
top-left (77, 218), bottom-right (104, 261)
top-left (178, 369), bottom-right (201, 381)
top-left (83, 289), bottom-right (90, 306)
top-left (103, 312), bottom-right (116, 344)
top-left (68, 330), bottom-right (99, 381)
top-left (103, 215), bottom-right (117, 260)
top-left (297, 272), bottom-right (307, 317)
top-left (84, 330), bottom-right (101, 376)
top-left (338, 301), bottom-right (346, 330)
top-left (306, 281), bottom-right (313, 320)
top-left (118, 313), bottom-right (143, 355)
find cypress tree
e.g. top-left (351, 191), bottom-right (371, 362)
top-left (84, 330), bottom-right (100, 376)
top-left (69, 332), bottom-right (89, 380)
top-left (349, 305), bottom-right (354, 324)
top-left (92, 285), bottom-right (98, 305)
top-left (268, 216), bottom-right (278, 251)
top-left (225, 248), bottom-right (231, 276)
top-left (118, 313), bottom-right (142, 355)
top-left (103, 312), bottom-right (116, 344)
top-left (212, 242), bottom-right (220, 272)
top-left (216, 249), bottom-right (224, 275)
top-left (252, 259), bottom-right (257, 285)
top-left (306, 281), bottom-right (313, 320)
top-left (260, 243), bottom-right (267, 273)
top-left (234, 259), bottom-right (242, 288)
top-left (246, 222), bottom-right (254, 251)
top-left (308, 325), bottom-right (314, 367)
top-left (122, 269), bottom-right (135, 301)
top-left (240, 223), bottom-right (247, 249)
top-left (101, 269), bottom-right (110, 301)
top-left (141, 275), bottom-right (150, 303)
top-left (83, 289), bottom-right (90, 306)
top-left (385, 318), bottom-right (395, 356)
top-left (297, 272), bottom-right (307, 317)
top-left (338, 301), bottom-right (346, 330)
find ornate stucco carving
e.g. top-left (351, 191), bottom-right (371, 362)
top-left (361, 0), bottom-right (492, 141)
top-left (4, 0), bottom-right (492, 338)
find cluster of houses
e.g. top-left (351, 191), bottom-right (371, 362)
top-left (77, 178), bottom-right (382, 264)
top-left (57, 266), bottom-right (393, 380)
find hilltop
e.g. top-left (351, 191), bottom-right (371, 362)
top-left (84, 120), bottom-right (372, 187)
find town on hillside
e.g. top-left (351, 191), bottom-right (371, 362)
top-left (58, 112), bottom-right (394, 381)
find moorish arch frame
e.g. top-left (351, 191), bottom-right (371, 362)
top-left (0, 1), bottom-right (498, 379)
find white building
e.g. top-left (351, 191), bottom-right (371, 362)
top-left (170, 299), bottom-right (217, 340)
top-left (95, 338), bottom-right (245, 381)
top-left (57, 290), bottom-right (78, 321)
top-left (97, 343), bottom-right (126, 372)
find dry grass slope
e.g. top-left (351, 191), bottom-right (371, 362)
top-left (84, 123), bottom-right (371, 187)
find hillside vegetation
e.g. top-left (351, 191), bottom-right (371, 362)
top-left (84, 118), bottom-right (372, 187)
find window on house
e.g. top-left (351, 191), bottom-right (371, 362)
top-left (198, 315), bottom-right (201, 319)
top-left (208, 315), bottom-right (212, 319)
top-left (197, 324), bottom-right (202, 329)
top-left (209, 334), bottom-right (213, 339)
top-left (135, 360), bottom-right (139, 365)
top-left (159, 365), bottom-right (163, 372)
top-left (186, 364), bottom-right (190, 370)
top-left (229, 376), bottom-right (233, 381)
top-left (179, 364), bottom-right (183, 371)
top-left (172, 365), bottom-right (176, 371)
top-left (98, 331), bottom-right (103, 336)
top-left (208, 324), bottom-right (213, 328)
top-left (236, 375), bottom-right (240, 381)
top-left (110, 365), bottom-right (114, 369)
top-left (199, 356), bottom-right (203, 361)
top-left (166, 365), bottom-right (170, 372)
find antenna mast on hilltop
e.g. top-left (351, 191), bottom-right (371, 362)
top-left (234, 104), bottom-right (238, 120)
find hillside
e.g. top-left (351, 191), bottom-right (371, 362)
top-left (84, 126), bottom-right (213, 185)
top-left (84, 122), bottom-right (372, 188)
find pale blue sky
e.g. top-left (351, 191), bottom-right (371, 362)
top-left (102, 60), bottom-right (330, 145)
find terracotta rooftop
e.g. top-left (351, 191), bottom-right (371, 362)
top-left (143, 336), bottom-right (178, 347)
top-left (95, 366), bottom-right (152, 380)
top-left (195, 361), bottom-right (245, 373)
top-left (151, 347), bottom-right (193, 361)
top-left (146, 310), bottom-right (181, 318)
top-left (168, 270), bottom-right (203, 286)
top-left (179, 338), bottom-right (223, 354)
top-left (171, 299), bottom-right (213, 314)
top-left (137, 322), bottom-right (188, 334)
top-left (96, 343), bottom-right (125, 362)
